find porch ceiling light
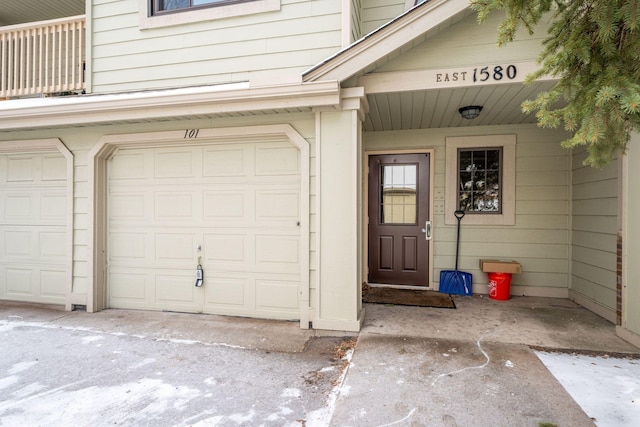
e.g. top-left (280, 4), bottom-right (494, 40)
top-left (458, 105), bottom-right (483, 120)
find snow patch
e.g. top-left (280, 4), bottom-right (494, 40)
top-left (8, 361), bottom-right (38, 375)
top-left (0, 376), bottom-right (20, 391)
top-left (81, 335), bottom-right (104, 344)
top-left (536, 351), bottom-right (640, 427)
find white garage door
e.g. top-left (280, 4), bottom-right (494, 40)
top-left (0, 152), bottom-right (68, 304)
top-left (108, 140), bottom-right (302, 319)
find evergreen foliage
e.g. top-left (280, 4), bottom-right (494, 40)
top-left (471, 0), bottom-right (640, 167)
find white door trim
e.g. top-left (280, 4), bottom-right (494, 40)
top-left (88, 125), bottom-right (310, 328)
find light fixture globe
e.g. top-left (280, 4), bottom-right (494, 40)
top-left (458, 105), bottom-right (483, 120)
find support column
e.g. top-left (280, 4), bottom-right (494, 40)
top-left (313, 88), bottom-right (367, 332)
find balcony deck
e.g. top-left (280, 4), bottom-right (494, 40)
top-left (1, 15), bottom-right (85, 99)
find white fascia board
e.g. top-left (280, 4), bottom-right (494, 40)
top-left (0, 81), bottom-right (341, 130)
top-left (303, 0), bottom-right (469, 82)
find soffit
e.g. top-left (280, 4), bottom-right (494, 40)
top-left (363, 80), bottom-right (556, 131)
top-left (0, 0), bottom-right (85, 26)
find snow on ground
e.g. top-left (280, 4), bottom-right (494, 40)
top-left (535, 351), bottom-right (640, 427)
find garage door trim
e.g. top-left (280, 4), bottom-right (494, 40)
top-left (88, 125), bottom-right (310, 326)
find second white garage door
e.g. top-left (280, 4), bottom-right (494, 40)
top-left (108, 139), bottom-right (302, 320)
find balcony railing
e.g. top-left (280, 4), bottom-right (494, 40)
top-left (1, 15), bottom-right (86, 99)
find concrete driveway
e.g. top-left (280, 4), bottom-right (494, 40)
top-left (1, 296), bottom-right (639, 426)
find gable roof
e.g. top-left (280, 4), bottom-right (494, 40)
top-left (303, 0), bottom-right (471, 83)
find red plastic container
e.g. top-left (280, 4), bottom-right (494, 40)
top-left (488, 272), bottom-right (512, 300)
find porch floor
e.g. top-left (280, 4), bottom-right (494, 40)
top-left (361, 294), bottom-right (638, 354)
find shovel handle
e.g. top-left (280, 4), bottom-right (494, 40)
top-left (454, 210), bottom-right (465, 221)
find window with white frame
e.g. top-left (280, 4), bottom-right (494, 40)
top-left (140, 0), bottom-right (280, 29)
top-left (445, 135), bottom-right (516, 225)
top-left (151, 0), bottom-right (254, 15)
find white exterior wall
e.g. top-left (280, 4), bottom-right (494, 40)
top-left (364, 124), bottom-right (572, 296)
top-left (90, 0), bottom-right (342, 93)
top-left (569, 148), bottom-right (618, 321)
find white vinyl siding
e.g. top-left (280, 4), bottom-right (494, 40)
top-left (365, 124), bottom-right (571, 294)
top-left (570, 148), bottom-right (618, 311)
top-left (0, 152), bottom-right (68, 304)
top-left (350, 0), bottom-right (362, 42)
top-left (359, 0), bottom-right (405, 36)
top-left (90, 0), bottom-right (342, 93)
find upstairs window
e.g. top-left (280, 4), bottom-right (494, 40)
top-left (152, 0), bottom-right (250, 15)
top-left (141, 0), bottom-right (280, 29)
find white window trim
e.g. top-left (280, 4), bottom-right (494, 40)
top-left (139, 0), bottom-right (280, 29)
top-left (445, 134), bottom-right (516, 226)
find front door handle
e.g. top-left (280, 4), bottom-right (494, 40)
top-left (421, 221), bottom-right (432, 240)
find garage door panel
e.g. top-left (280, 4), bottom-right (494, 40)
top-left (40, 270), bottom-right (66, 298)
top-left (110, 152), bottom-right (146, 180)
top-left (110, 232), bottom-right (147, 260)
top-left (41, 155), bottom-right (67, 181)
top-left (108, 141), bottom-right (302, 319)
top-left (6, 156), bottom-right (35, 182)
top-left (256, 191), bottom-right (300, 219)
top-left (203, 192), bottom-right (246, 219)
top-left (5, 268), bottom-right (32, 295)
top-left (155, 192), bottom-right (196, 220)
top-left (0, 152), bottom-right (68, 305)
top-left (40, 194), bottom-right (66, 219)
top-left (109, 194), bottom-right (147, 219)
top-left (3, 230), bottom-right (31, 256)
top-left (156, 274), bottom-right (197, 304)
top-left (255, 145), bottom-right (299, 176)
top-left (204, 234), bottom-right (246, 263)
top-left (154, 149), bottom-right (197, 179)
top-left (256, 235), bottom-right (299, 272)
top-left (204, 277), bottom-right (247, 307)
top-left (4, 194), bottom-right (33, 219)
top-left (39, 231), bottom-right (66, 258)
top-left (155, 233), bottom-right (197, 261)
top-left (109, 271), bottom-right (149, 301)
top-left (203, 147), bottom-right (247, 177)
top-left (255, 279), bottom-right (299, 311)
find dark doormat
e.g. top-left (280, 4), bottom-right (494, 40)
top-left (363, 286), bottom-right (456, 309)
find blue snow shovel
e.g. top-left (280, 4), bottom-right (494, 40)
top-left (439, 210), bottom-right (472, 295)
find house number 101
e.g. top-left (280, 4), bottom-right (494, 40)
top-left (473, 65), bottom-right (517, 83)
top-left (184, 129), bottom-right (200, 139)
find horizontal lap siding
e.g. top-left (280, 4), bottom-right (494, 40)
top-left (376, 12), bottom-right (545, 73)
top-left (360, 0), bottom-right (406, 36)
top-left (364, 124), bottom-right (571, 293)
top-left (571, 148), bottom-right (618, 311)
top-left (91, 0), bottom-right (342, 93)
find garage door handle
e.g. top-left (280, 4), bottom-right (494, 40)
top-left (421, 221), bottom-right (432, 240)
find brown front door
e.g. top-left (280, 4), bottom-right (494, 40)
top-left (368, 153), bottom-right (430, 286)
